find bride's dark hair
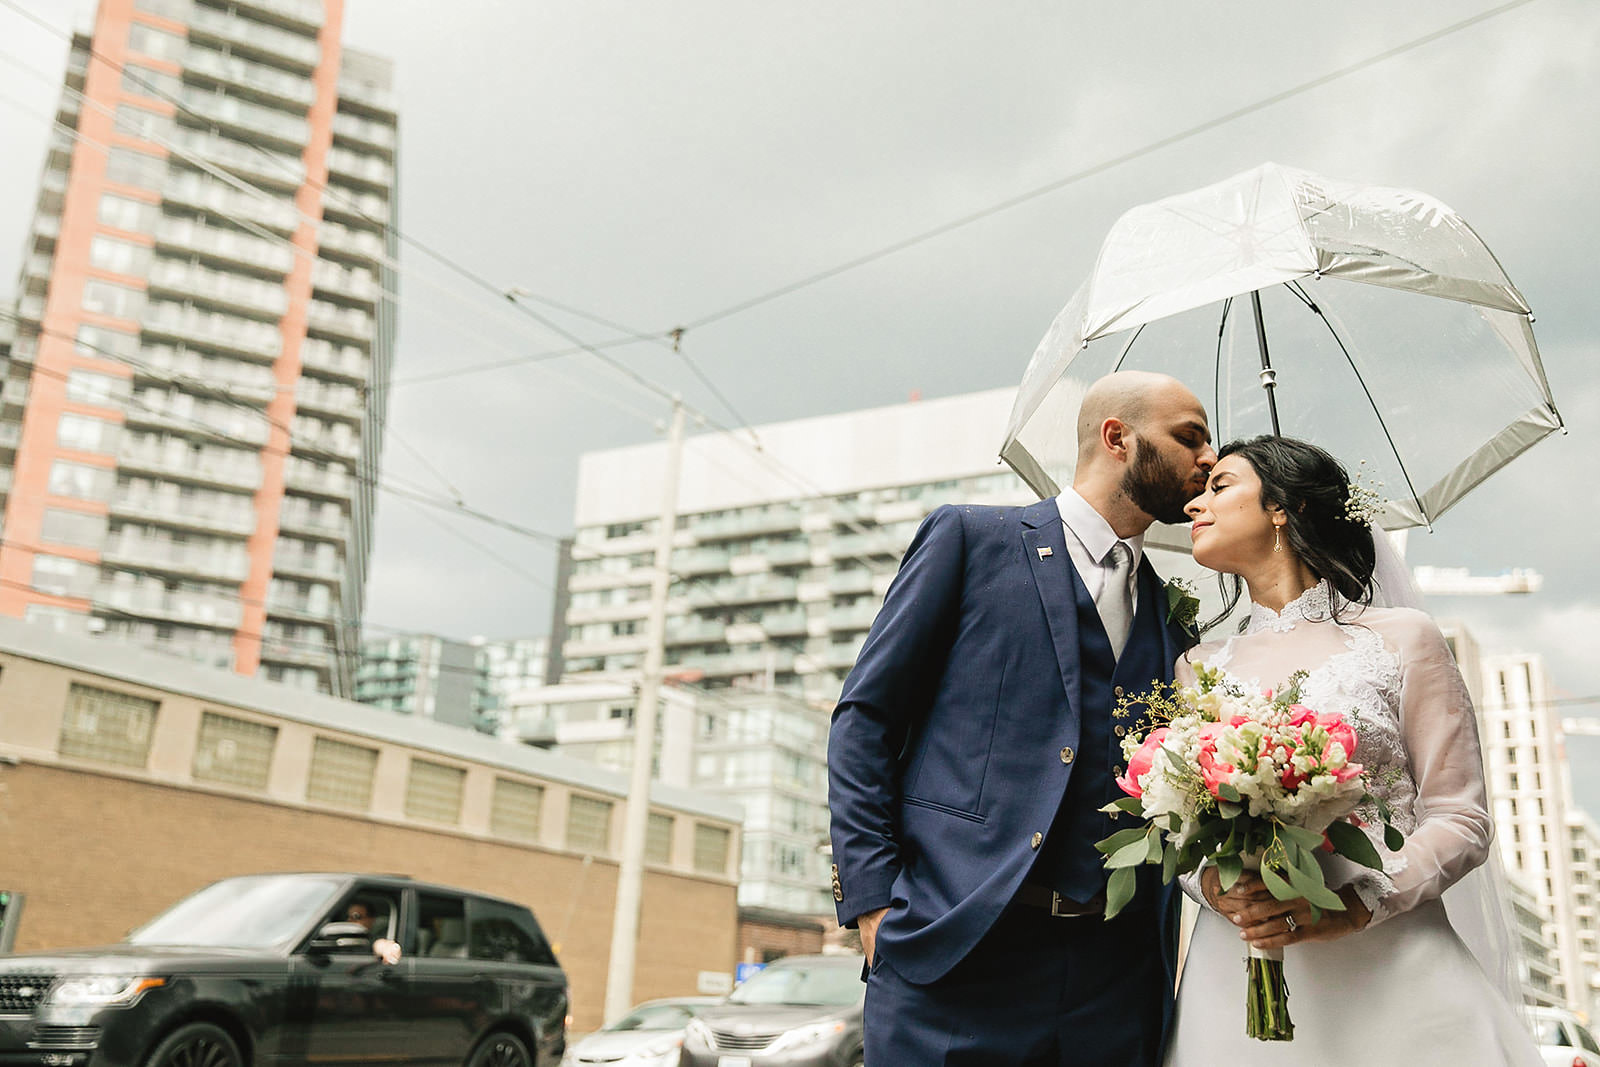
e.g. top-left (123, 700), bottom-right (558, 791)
top-left (1207, 435), bottom-right (1377, 630)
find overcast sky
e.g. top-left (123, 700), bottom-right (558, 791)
top-left (0, 0), bottom-right (1595, 705)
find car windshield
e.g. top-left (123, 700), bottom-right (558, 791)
top-left (128, 875), bottom-right (344, 949)
top-left (727, 962), bottom-right (862, 1007)
top-left (1533, 1020), bottom-right (1568, 1046)
top-left (606, 1004), bottom-right (697, 1032)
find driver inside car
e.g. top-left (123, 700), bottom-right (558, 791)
top-left (344, 901), bottom-right (402, 965)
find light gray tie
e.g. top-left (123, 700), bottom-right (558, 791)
top-left (1100, 543), bottom-right (1135, 660)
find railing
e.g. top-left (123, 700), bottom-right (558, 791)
top-left (182, 45), bottom-right (315, 109)
top-left (147, 258), bottom-right (289, 319)
top-left (155, 215), bottom-right (295, 275)
top-left (186, 5), bottom-right (320, 72)
top-left (142, 302), bottom-right (283, 361)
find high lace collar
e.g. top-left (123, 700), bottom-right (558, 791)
top-left (1246, 579), bottom-right (1334, 634)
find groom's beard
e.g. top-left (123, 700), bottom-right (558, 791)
top-left (1122, 442), bottom-right (1194, 525)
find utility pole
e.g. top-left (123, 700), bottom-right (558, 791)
top-left (604, 397), bottom-right (686, 1022)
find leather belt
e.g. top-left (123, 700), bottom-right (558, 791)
top-left (1014, 883), bottom-right (1105, 918)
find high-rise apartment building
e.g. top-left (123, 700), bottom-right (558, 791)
top-left (0, 0), bottom-right (397, 696)
top-left (472, 634), bottom-right (550, 729)
top-left (354, 631), bottom-right (479, 730)
top-left (1481, 651), bottom-right (1592, 1015)
top-left (553, 389), bottom-right (1033, 704)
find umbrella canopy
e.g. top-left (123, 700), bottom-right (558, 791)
top-left (1001, 162), bottom-right (1563, 542)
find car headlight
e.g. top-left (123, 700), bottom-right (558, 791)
top-left (627, 1033), bottom-right (685, 1063)
top-left (766, 1019), bottom-right (846, 1052)
top-left (47, 976), bottom-right (166, 1007)
top-left (683, 1017), bottom-right (713, 1049)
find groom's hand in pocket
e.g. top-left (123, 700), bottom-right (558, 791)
top-left (856, 907), bottom-right (889, 967)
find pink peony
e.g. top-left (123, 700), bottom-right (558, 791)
top-left (1195, 722), bottom-right (1237, 798)
top-left (1116, 727), bottom-right (1169, 798)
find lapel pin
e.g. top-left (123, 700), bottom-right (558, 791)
top-left (1037, 546), bottom-right (1053, 560)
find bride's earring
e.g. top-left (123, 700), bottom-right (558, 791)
top-left (1273, 524), bottom-right (1283, 553)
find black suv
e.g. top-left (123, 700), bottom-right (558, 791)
top-left (0, 872), bottom-right (569, 1066)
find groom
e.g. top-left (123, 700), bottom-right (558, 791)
top-left (828, 372), bottom-right (1216, 1065)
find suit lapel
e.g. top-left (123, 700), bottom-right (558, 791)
top-left (1021, 499), bottom-right (1082, 717)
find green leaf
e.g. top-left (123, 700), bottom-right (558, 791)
top-left (1144, 828), bottom-right (1164, 864)
top-left (1259, 860), bottom-right (1296, 902)
top-left (1104, 866), bottom-right (1137, 920)
top-left (1325, 820), bottom-right (1382, 870)
top-left (1106, 838), bottom-right (1151, 869)
top-left (1282, 846), bottom-right (1345, 910)
top-left (1162, 842), bottom-right (1179, 884)
top-left (1099, 796), bottom-right (1145, 816)
top-left (1217, 782), bottom-right (1242, 803)
top-left (1279, 824), bottom-right (1325, 851)
top-left (1218, 801), bottom-right (1243, 819)
top-left (1094, 827), bottom-right (1149, 856)
top-left (1384, 823), bottom-right (1405, 852)
top-left (1215, 852), bottom-right (1244, 892)
top-left (1162, 746), bottom-right (1188, 774)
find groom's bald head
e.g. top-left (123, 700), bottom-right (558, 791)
top-left (1077, 372), bottom-right (1193, 466)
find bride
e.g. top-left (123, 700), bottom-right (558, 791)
top-left (1166, 435), bottom-right (1542, 1065)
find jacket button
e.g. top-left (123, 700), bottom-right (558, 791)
top-left (1059, 746), bottom-right (1075, 765)
top-left (1030, 832), bottom-right (1043, 849)
top-left (1114, 686), bottom-right (1125, 697)
top-left (1114, 725), bottom-right (1126, 737)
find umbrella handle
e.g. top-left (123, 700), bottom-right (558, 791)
top-left (1250, 289), bottom-right (1282, 436)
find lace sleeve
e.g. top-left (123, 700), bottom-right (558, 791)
top-left (1360, 610), bottom-right (1494, 925)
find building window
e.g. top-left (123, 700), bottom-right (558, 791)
top-left (89, 235), bottom-right (152, 277)
top-left (193, 711), bottom-right (277, 790)
top-left (47, 460), bottom-right (114, 502)
top-left (96, 191), bottom-right (156, 233)
top-left (103, 150), bottom-right (166, 193)
top-left (566, 794), bottom-right (613, 854)
top-left (121, 61), bottom-right (180, 100)
top-left (646, 812), bottom-right (673, 864)
top-left (74, 324), bottom-right (138, 361)
top-left (81, 278), bottom-right (145, 320)
top-left (57, 412), bottom-right (120, 455)
top-left (693, 824), bottom-right (731, 874)
top-left (40, 507), bottom-right (108, 549)
top-left (125, 22), bottom-right (185, 62)
top-left (65, 369), bottom-right (131, 407)
top-left (112, 101), bottom-right (168, 140)
top-left (31, 553), bottom-right (89, 597)
top-left (405, 758), bottom-right (465, 824)
top-left (489, 777), bottom-right (543, 842)
top-left (58, 681), bottom-right (158, 768)
top-left (306, 736), bottom-right (379, 810)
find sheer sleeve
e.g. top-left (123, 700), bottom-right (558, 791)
top-left (1354, 610), bottom-right (1494, 925)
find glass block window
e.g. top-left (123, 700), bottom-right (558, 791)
top-left (489, 778), bottom-right (543, 842)
top-left (693, 824), bottom-right (731, 875)
top-left (646, 812), bottom-right (674, 865)
top-left (305, 736), bottom-right (378, 810)
top-left (566, 794), bottom-right (613, 855)
top-left (58, 682), bottom-right (158, 768)
top-left (405, 759), bottom-right (465, 825)
top-left (192, 711), bottom-right (277, 790)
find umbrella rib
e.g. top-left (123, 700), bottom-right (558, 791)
top-left (1287, 280), bottom-right (1429, 528)
top-left (1111, 324), bottom-right (1147, 372)
top-left (1214, 297), bottom-right (1233, 429)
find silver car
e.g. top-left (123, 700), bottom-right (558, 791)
top-left (564, 996), bottom-right (720, 1066)
top-left (680, 955), bottom-right (864, 1067)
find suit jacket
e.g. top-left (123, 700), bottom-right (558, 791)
top-left (827, 497), bottom-right (1192, 986)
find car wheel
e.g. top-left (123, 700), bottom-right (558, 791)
top-left (143, 1022), bottom-right (243, 1067)
top-left (465, 1030), bottom-right (532, 1067)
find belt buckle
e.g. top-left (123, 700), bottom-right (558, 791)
top-left (1049, 891), bottom-right (1079, 918)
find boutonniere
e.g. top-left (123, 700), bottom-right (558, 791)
top-left (1164, 578), bottom-right (1201, 635)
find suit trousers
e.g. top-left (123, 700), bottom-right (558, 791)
top-left (863, 900), bottom-right (1166, 1066)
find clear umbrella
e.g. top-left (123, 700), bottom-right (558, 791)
top-left (1000, 162), bottom-right (1563, 547)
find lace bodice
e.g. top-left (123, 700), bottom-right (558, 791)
top-left (1182, 581), bottom-right (1492, 925)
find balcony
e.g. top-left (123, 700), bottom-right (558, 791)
top-left (332, 111), bottom-right (396, 156)
top-left (94, 583), bottom-right (244, 629)
top-left (756, 609), bottom-right (810, 637)
top-left (291, 420), bottom-right (360, 460)
top-left (298, 339), bottom-right (370, 383)
top-left (672, 546), bottom-right (731, 576)
top-left (164, 175), bottom-right (300, 234)
top-left (321, 188), bottom-right (390, 228)
top-left (169, 127), bottom-right (306, 193)
top-left (182, 44), bottom-right (316, 111)
top-left (306, 302), bottom-right (373, 344)
top-left (259, 637), bottom-right (334, 668)
top-left (316, 222), bottom-right (385, 263)
top-left (124, 393), bottom-right (272, 447)
top-left (265, 591), bottom-right (334, 621)
top-left (0, 467), bottom-right (12, 495)
top-left (827, 603), bottom-right (881, 632)
top-left (148, 258), bottom-right (289, 320)
top-left (143, 304), bottom-right (283, 362)
top-left (136, 345), bottom-right (279, 403)
top-left (684, 574), bottom-right (798, 609)
top-left (187, 5), bottom-right (320, 73)
top-left (155, 215), bottom-right (295, 277)
top-left (278, 504), bottom-right (348, 541)
top-left (311, 261), bottom-right (379, 307)
top-left (294, 379), bottom-right (363, 421)
top-left (0, 421), bottom-right (22, 450)
top-left (691, 649), bottom-right (798, 678)
top-left (102, 534), bottom-right (252, 582)
top-left (826, 570), bottom-right (876, 596)
top-left (832, 530), bottom-right (911, 558)
top-left (273, 547), bottom-right (343, 581)
top-left (231, 0), bottom-right (323, 33)
top-left (110, 487), bottom-right (257, 537)
top-left (179, 88), bottom-right (311, 152)
top-left (283, 461), bottom-right (350, 497)
top-left (688, 508), bottom-right (803, 543)
top-left (664, 617), bottom-right (727, 645)
top-left (118, 438), bottom-right (262, 491)
top-left (337, 78), bottom-right (396, 117)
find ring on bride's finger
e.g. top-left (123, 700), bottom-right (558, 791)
top-left (1284, 915), bottom-right (1298, 933)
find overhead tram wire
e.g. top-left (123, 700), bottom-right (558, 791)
top-left (670, 0), bottom-right (1547, 334)
top-left (0, 53), bottom-right (676, 427)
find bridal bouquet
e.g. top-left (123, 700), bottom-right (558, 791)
top-left (1094, 664), bottom-right (1403, 1041)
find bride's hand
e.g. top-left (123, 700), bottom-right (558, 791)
top-left (1230, 884), bottom-right (1373, 950)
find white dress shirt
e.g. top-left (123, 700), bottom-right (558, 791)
top-left (1053, 488), bottom-right (1143, 617)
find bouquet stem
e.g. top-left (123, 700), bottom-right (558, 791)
top-left (1244, 946), bottom-right (1293, 1041)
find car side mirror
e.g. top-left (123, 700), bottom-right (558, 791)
top-left (310, 921), bottom-right (373, 952)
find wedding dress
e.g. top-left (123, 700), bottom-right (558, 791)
top-left (1164, 581), bottom-right (1543, 1066)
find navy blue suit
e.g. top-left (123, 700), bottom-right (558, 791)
top-left (828, 498), bottom-right (1189, 1065)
